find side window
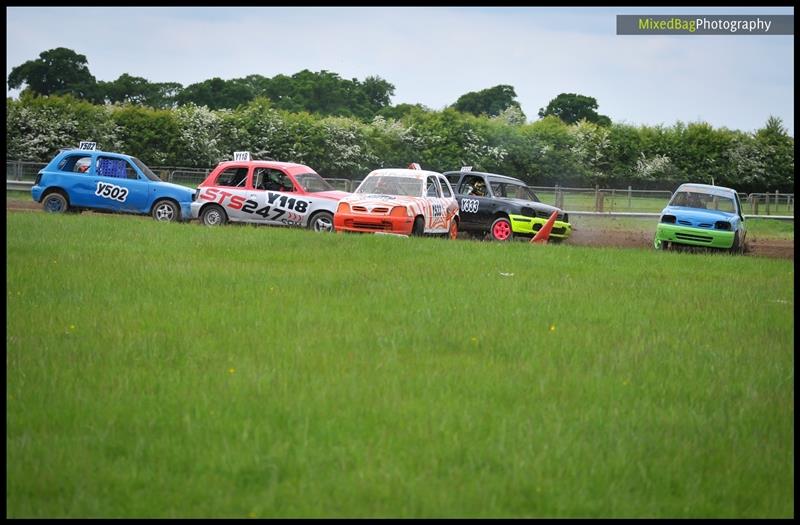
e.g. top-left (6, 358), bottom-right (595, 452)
top-left (438, 176), bottom-right (453, 198)
top-left (490, 182), bottom-right (504, 197)
top-left (215, 167), bottom-right (249, 187)
top-left (96, 157), bottom-right (138, 179)
top-left (445, 174), bottom-right (460, 187)
top-left (58, 155), bottom-right (93, 174)
top-left (254, 168), bottom-right (293, 192)
top-left (460, 175), bottom-right (487, 197)
top-left (426, 176), bottom-right (441, 198)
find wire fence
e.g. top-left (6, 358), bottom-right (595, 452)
top-left (6, 160), bottom-right (793, 216)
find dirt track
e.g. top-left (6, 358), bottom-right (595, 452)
top-left (8, 200), bottom-right (794, 260)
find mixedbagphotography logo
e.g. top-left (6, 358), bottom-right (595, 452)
top-left (617, 14), bottom-right (794, 35)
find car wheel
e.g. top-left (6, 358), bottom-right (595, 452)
top-left (201, 204), bottom-right (228, 226)
top-left (412, 216), bottom-right (425, 236)
top-left (490, 217), bottom-right (513, 241)
top-left (730, 232), bottom-right (743, 255)
top-left (308, 211), bottom-right (334, 232)
top-left (152, 199), bottom-right (180, 222)
top-left (42, 192), bottom-right (69, 214)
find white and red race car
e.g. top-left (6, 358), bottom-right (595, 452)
top-left (333, 166), bottom-right (460, 239)
top-left (191, 154), bottom-right (349, 231)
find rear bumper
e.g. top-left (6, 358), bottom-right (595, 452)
top-left (655, 223), bottom-right (735, 249)
top-left (509, 214), bottom-right (572, 239)
top-left (31, 186), bottom-right (43, 203)
top-left (333, 212), bottom-right (414, 235)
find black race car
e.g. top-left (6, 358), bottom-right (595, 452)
top-left (442, 169), bottom-right (572, 241)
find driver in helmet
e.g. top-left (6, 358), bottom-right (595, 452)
top-left (470, 180), bottom-right (487, 197)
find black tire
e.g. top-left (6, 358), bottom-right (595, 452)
top-left (308, 211), bottom-right (334, 232)
top-left (151, 199), bottom-right (180, 222)
top-left (490, 216), bottom-right (513, 241)
top-left (200, 204), bottom-right (228, 226)
top-left (411, 216), bottom-right (425, 236)
top-left (42, 192), bottom-right (69, 214)
top-left (730, 232), bottom-right (743, 255)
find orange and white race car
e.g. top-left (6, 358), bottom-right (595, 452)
top-left (334, 166), bottom-right (459, 239)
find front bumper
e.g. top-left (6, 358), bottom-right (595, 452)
top-left (655, 223), bottom-right (735, 249)
top-left (509, 214), bottom-right (572, 239)
top-left (333, 212), bottom-right (414, 235)
top-left (190, 201), bottom-right (202, 220)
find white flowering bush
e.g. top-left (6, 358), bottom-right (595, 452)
top-left (568, 120), bottom-right (611, 183)
top-left (491, 105), bottom-right (527, 126)
top-left (634, 152), bottom-right (673, 181)
top-left (724, 135), bottom-right (767, 186)
top-left (7, 96), bottom-right (122, 160)
top-left (173, 103), bottom-right (222, 166)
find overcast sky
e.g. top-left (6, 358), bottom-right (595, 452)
top-left (5, 6), bottom-right (795, 135)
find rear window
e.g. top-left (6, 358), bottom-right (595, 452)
top-left (57, 155), bottom-right (93, 173)
top-left (215, 167), bottom-right (249, 187)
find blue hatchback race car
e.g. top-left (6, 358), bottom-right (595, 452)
top-left (654, 183), bottom-right (747, 254)
top-left (31, 144), bottom-right (196, 222)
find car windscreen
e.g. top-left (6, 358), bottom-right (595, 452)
top-left (294, 172), bottom-right (335, 192)
top-left (356, 175), bottom-right (422, 197)
top-left (670, 191), bottom-right (736, 213)
top-left (490, 181), bottom-right (540, 202)
top-left (131, 157), bottom-right (162, 181)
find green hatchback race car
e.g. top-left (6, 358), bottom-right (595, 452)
top-left (654, 183), bottom-right (747, 254)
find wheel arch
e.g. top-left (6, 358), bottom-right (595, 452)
top-left (150, 196), bottom-right (180, 215)
top-left (41, 186), bottom-right (70, 204)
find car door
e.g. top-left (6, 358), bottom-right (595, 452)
top-left (247, 168), bottom-right (310, 227)
top-left (84, 156), bottom-right (149, 212)
top-left (456, 174), bottom-right (495, 231)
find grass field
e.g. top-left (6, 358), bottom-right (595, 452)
top-left (6, 212), bottom-right (794, 518)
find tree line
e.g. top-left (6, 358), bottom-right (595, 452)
top-left (6, 93), bottom-right (793, 192)
top-left (8, 48), bottom-right (616, 124)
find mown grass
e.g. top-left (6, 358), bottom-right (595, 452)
top-left (6, 212), bottom-right (794, 518)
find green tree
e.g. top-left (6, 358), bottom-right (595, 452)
top-left (754, 116), bottom-right (794, 191)
top-left (7, 47), bottom-right (97, 99)
top-left (361, 75), bottom-right (395, 114)
top-left (176, 77), bottom-right (254, 110)
top-left (452, 85), bottom-right (524, 118)
top-left (538, 93), bottom-right (611, 126)
top-left (378, 103), bottom-right (431, 120)
top-left (98, 74), bottom-right (183, 109)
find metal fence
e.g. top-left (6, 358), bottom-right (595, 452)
top-left (530, 184), bottom-right (793, 217)
top-left (6, 160), bottom-right (793, 217)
